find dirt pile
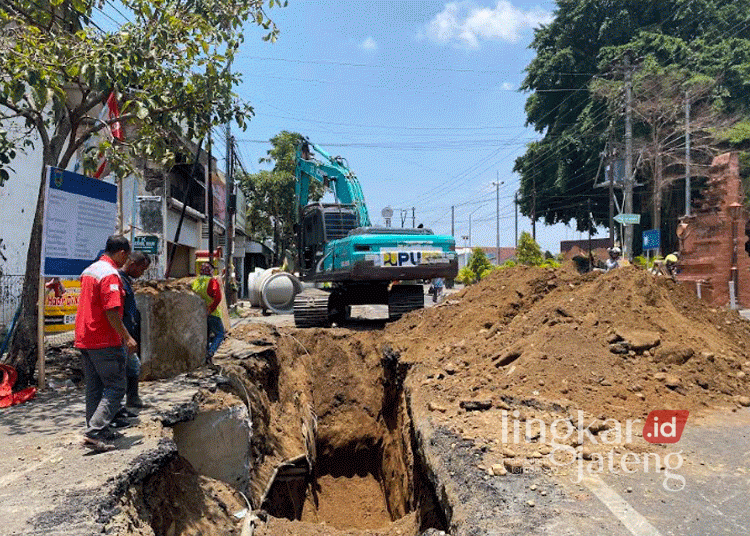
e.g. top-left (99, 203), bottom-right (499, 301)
top-left (387, 265), bottom-right (750, 423)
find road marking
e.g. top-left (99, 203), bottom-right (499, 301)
top-left (582, 475), bottom-right (663, 536)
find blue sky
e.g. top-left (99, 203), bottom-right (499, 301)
top-left (225, 2), bottom-right (599, 252)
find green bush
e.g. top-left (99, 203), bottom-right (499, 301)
top-left (633, 255), bottom-right (661, 269)
top-left (502, 259), bottom-right (517, 268)
top-left (517, 232), bottom-right (544, 266)
top-left (456, 266), bottom-right (477, 285)
top-left (468, 247), bottom-right (492, 275)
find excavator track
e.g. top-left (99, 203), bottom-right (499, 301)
top-left (388, 285), bottom-right (424, 321)
top-left (293, 291), bottom-right (330, 328)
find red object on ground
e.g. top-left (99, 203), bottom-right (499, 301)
top-left (0, 364), bottom-right (37, 408)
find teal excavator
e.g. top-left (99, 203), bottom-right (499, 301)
top-left (292, 138), bottom-right (458, 327)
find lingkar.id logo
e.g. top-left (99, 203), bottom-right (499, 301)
top-left (643, 410), bottom-right (689, 444)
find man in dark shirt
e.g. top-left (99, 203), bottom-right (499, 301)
top-left (119, 251), bottom-right (151, 408)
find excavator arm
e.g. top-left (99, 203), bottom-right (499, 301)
top-left (295, 138), bottom-right (371, 227)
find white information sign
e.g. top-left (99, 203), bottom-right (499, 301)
top-left (42, 167), bottom-right (117, 277)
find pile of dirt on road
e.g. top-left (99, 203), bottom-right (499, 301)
top-left (386, 265), bottom-right (750, 425)
top-left (136, 277), bottom-right (196, 295)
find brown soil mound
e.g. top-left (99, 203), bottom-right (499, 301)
top-left (387, 265), bottom-right (750, 423)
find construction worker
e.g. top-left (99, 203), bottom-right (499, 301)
top-left (192, 263), bottom-right (225, 363)
top-left (431, 277), bottom-right (444, 302)
top-left (606, 247), bottom-right (621, 271)
top-left (119, 251), bottom-right (151, 409)
top-left (665, 251), bottom-right (680, 277)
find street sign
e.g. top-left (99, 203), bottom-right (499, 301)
top-left (133, 235), bottom-right (159, 254)
top-left (614, 213), bottom-right (641, 225)
top-left (642, 229), bottom-right (661, 251)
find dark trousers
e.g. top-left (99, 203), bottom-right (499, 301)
top-left (207, 315), bottom-right (225, 358)
top-left (80, 346), bottom-right (126, 436)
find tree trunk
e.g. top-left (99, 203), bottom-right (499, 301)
top-left (7, 166), bottom-right (47, 389)
top-left (7, 117), bottom-right (70, 389)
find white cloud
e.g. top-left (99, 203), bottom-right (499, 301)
top-left (422, 1), bottom-right (552, 49)
top-left (359, 36), bottom-right (378, 51)
top-left (501, 82), bottom-right (515, 90)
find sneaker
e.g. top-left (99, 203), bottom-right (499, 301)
top-left (109, 417), bottom-right (132, 429)
top-left (119, 407), bottom-right (138, 418)
top-left (99, 428), bottom-right (125, 440)
top-left (82, 435), bottom-right (117, 452)
top-left (126, 397), bottom-right (148, 409)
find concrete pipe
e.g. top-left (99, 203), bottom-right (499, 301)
top-left (247, 268), bottom-right (264, 307)
top-left (248, 268), bottom-right (303, 314)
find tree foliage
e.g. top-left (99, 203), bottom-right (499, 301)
top-left (467, 247), bottom-right (492, 276)
top-left (457, 247), bottom-right (494, 284)
top-left (591, 58), bottom-right (728, 235)
top-left (516, 231), bottom-right (543, 266)
top-left (515, 0), bottom-right (750, 234)
top-left (240, 169), bottom-right (295, 265)
top-left (0, 0), bottom-right (280, 388)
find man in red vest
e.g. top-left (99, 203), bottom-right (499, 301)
top-left (75, 235), bottom-right (137, 452)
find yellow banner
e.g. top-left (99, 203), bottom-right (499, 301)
top-left (44, 279), bottom-right (80, 334)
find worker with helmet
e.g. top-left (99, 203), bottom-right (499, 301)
top-left (606, 247), bottom-right (621, 272)
top-left (664, 251), bottom-right (680, 277)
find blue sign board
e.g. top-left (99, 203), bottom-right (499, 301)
top-left (642, 229), bottom-right (661, 251)
top-left (42, 167), bottom-right (118, 277)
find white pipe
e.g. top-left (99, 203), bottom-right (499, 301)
top-left (247, 268), bottom-right (302, 314)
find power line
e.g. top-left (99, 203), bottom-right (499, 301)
top-left (238, 54), bottom-right (599, 76)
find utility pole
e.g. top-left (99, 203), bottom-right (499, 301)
top-left (412, 207), bottom-right (415, 228)
top-left (608, 150), bottom-right (614, 245)
top-left (451, 205), bottom-right (455, 236)
top-left (624, 52), bottom-right (634, 259)
top-left (514, 191), bottom-right (519, 249)
top-left (208, 134), bottom-right (214, 266)
top-left (495, 173), bottom-right (500, 264)
top-left (587, 198), bottom-right (593, 268)
top-left (531, 177), bottom-right (537, 241)
top-left (224, 135), bottom-right (235, 304)
top-left (685, 91), bottom-right (691, 216)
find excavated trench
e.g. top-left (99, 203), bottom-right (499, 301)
top-left (260, 346), bottom-right (447, 534)
top-left (108, 330), bottom-right (448, 536)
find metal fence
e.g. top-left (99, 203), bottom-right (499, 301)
top-left (0, 274), bottom-right (24, 335)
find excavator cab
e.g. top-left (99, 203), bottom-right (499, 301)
top-left (299, 203), bottom-right (359, 278)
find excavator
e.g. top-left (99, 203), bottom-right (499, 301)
top-left (292, 138), bottom-right (458, 327)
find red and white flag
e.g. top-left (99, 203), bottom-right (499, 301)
top-left (74, 91), bottom-right (124, 178)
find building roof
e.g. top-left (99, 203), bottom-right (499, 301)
top-left (456, 246), bottom-right (517, 263)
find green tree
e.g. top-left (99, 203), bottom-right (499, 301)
top-left (515, 0), bottom-right (750, 233)
top-left (240, 169), bottom-right (296, 265)
top-left (239, 131), bottom-right (324, 266)
top-left (468, 247), bottom-right (492, 276)
top-left (516, 232), bottom-right (543, 266)
top-left (591, 59), bottom-right (725, 239)
top-left (0, 0), bottom-right (279, 388)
